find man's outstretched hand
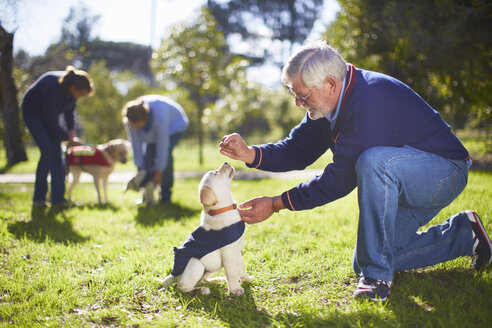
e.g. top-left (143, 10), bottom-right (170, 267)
top-left (219, 133), bottom-right (256, 164)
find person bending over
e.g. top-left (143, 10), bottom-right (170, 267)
top-left (22, 65), bottom-right (94, 207)
top-left (123, 95), bottom-right (189, 204)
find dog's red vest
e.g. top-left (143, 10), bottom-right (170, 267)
top-left (67, 146), bottom-right (111, 166)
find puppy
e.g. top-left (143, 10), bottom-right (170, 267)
top-left (161, 162), bottom-right (250, 296)
top-left (66, 139), bottom-right (131, 203)
top-left (123, 170), bottom-right (156, 205)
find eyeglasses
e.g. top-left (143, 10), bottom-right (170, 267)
top-left (287, 87), bottom-right (313, 104)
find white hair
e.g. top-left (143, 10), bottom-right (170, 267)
top-left (281, 40), bottom-right (347, 88)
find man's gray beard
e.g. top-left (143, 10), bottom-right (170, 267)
top-left (307, 109), bottom-right (325, 120)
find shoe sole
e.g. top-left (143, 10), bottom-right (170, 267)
top-left (466, 210), bottom-right (492, 266)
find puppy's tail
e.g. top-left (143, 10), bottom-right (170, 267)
top-left (160, 275), bottom-right (177, 290)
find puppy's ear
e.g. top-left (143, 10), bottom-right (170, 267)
top-left (199, 186), bottom-right (217, 206)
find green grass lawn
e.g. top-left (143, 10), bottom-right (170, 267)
top-left (0, 170), bottom-right (491, 327)
top-left (1, 127), bottom-right (488, 174)
top-left (0, 140), bottom-right (332, 174)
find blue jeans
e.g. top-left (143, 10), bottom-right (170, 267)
top-left (22, 110), bottom-right (66, 204)
top-left (142, 132), bottom-right (183, 202)
top-left (353, 146), bottom-right (473, 281)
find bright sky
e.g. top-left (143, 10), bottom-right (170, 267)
top-left (1, 0), bottom-right (339, 86)
top-left (3, 0), bottom-right (340, 56)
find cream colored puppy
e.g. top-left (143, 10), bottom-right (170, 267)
top-left (66, 139), bottom-right (131, 203)
top-left (123, 170), bottom-right (156, 205)
top-left (161, 162), bottom-right (251, 296)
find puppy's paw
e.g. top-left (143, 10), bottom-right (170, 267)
top-left (200, 287), bottom-right (210, 295)
top-left (241, 275), bottom-right (252, 283)
top-left (230, 287), bottom-right (245, 296)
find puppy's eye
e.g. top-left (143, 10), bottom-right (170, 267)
top-left (213, 171), bottom-right (218, 175)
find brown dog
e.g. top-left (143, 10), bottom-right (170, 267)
top-left (66, 139), bottom-right (131, 203)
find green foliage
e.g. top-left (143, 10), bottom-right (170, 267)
top-left (151, 7), bottom-right (250, 164)
top-left (0, 172), bottom-right (491, 326)
top-left (85, 40), bottom-right (153, 82)
top-left (75, 61), bottom-right (126, 144)
top-left (152, 7), bottom-right (229, 98)
top-left (209, 75), bottom-right (305, 139)
top-left (325, 0), bottom-right (491, 129)
top-left (60, 5), bottom-right (99, 49)
top-left (208, 0), bottom-right (324, 67)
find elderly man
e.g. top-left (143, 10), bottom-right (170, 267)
top-left (219, 40), bottom-right (491, 301)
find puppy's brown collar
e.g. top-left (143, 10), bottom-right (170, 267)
top-left (207, 203), bottom-right (237, 216)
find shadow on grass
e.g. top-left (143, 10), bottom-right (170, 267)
top-left (162, 266), bottom-right (492, 327)
top-left (167, 283), bottom-right (357, 327)
top-left (70, 202), bottom-right (120, 211)
top-left (7, 205), bottom-right (89, 244)
top-left (388, 268), bottom-right (492, 326)
top-left (136, 202), bottom-right (199, 226)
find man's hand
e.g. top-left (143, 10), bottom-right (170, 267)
top-left (219, 133), bottom-right (256, 164)
top-left (67, 137), bottom-right (82, 147)
top-left (153, 170), bottom-right (163, 185)
top-left (238, 196), bottom-right (274, 224)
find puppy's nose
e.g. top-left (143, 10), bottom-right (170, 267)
top-left (224, 162), bottom-right (228, 164)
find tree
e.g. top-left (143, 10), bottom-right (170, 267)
top-left (151, 7), bottom-right (246, 165)
top-left (24, 4), bottom-right (153, 83)
top-left (325, 0), bottom-right (491, 129)
top-left (0, 24), bottom-right (27, 168)
top-left (85, 40), bottom-right (153, 83)
top-left (76, 61), bottom-right (126, 144)
top-left (207, 0), bottom-right (323, 68)
top-left (209, 67), bottom-right (304, 140)
top-left (60, 5), bottom-right (100, 69)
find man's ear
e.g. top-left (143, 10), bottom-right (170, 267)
top-left (199, 186), bottom-right (218, 206)
top-left (324, 76), bottom-right (338, 95)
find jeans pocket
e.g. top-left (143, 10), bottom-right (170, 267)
top-left (432, 165), bottom-right (467, 206)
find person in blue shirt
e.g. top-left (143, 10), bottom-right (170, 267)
top-left (219, 40), bottom-right (492, 301)
top-left (22, 65), bottom-right (94, 207)
top-left (123, 95), bottom-right (189, 204)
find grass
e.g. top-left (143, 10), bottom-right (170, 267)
top-left (1, 169), bottom-right (491, 327)
top-left (1, 128), bottom-right (489, 174)
top-left (0, 139), bottom-right (332, 174)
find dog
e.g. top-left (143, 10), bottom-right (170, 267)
top-left (123, 170), bottom-right (156, 205)
top-left (161, 162), bottom-right (251, 296)
top-left (66, 139), bottom-right (131, 203)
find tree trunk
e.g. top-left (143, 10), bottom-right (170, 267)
top-left (195, 92), bottom-right (204, 166)
top-left (0, 25), bottom-right (27, 167)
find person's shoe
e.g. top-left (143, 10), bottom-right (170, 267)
top-left (51, 200), bottom-right (72, 210)
top-left (353, 276), bottom-right (392, 301)
top-left (465, 210), bottom-right (492, 270)
top-left (33, 201), bottom-right (47, 208)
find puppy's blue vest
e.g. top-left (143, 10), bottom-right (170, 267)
top-left (171, 221), bottom-right (245, 276)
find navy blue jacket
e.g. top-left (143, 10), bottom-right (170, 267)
top-left (247, 66), bottom-right (469, 211)
top-left (171, 221), bottom-right (245, 276)
top-left (22, 72), bottom-right (76, 141)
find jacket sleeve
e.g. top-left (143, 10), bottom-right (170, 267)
top-left (39, 82), bottom-right (69, 141)
top-left (247, 114), bottom-right (333, 172)
top-left (63, 107), bottom-right (76, 132)
top-left (127, 125), bottom-right (145, 169)
top-left (281, 108), bottom-right (395, 211)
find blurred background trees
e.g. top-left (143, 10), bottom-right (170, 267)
top-left (325, 0), bottom-right (491, 130)
top-left (1, 0), bottom-right (490, 168)
top-left (207, 0), bottom-right (324, 68)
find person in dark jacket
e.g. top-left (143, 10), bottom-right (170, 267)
top-left (219, 40), bottom-right (491, 301)
top-left (22, 65), bottom-right (94, 207)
